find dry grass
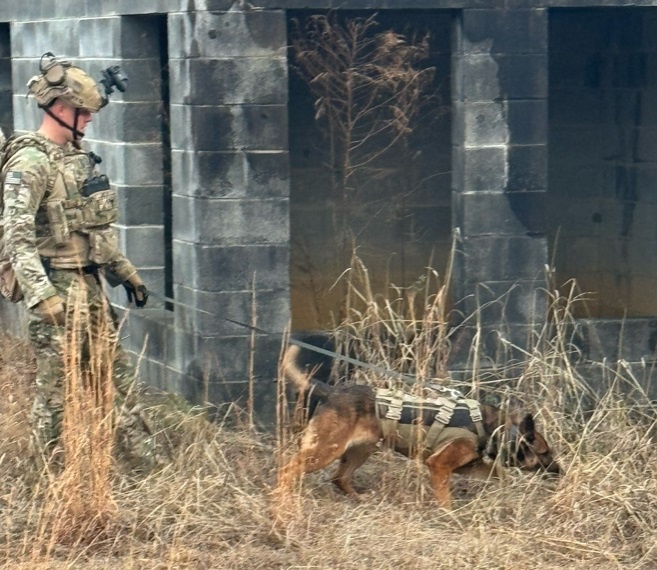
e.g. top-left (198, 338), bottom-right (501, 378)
top-left (3, 279), bottom-right (657, 568)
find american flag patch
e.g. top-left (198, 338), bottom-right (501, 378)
top-left (4, 171), bottom-right (22, 185)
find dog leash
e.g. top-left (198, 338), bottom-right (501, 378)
top-left (223, 316), bottom-right (419, 386)
top-left (144, 291), bottom-right (418, 386)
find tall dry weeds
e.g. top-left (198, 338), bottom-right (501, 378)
top-left (2, 262), bottom-right (657, 567)
top-left (33, 288), bottom-right (119, 552)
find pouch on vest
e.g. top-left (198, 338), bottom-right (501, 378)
top-left (88, 226), bottom-right (118, 265)
top-left (46, 200), bottom-right (70, 245)
top-left (80, 190), bottom-right (117, 227)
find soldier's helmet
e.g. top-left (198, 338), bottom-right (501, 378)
top-left (26, 52), bottom-right (104, 112)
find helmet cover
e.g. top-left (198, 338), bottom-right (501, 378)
top-left (27, 53), bottom-right (104, 112)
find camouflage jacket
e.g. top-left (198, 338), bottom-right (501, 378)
top-left (0, 133), bottom-right (136, 308)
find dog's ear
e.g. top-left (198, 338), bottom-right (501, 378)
top-left (519, 413), bottom-right (536, 443)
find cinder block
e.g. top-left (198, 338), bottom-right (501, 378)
top-left (11, 93), bottom-right (40, 132)
top-left (461, 146), bottom-right (509, 193)
top-left (117, 0), bottom-right (180, 16)
top-left (463, 101), bottom-right (509, 146)
top-left (10, 58), bottom-right (38, 97)
top-left (461, 8), bottom-right (547, 55)
top-left (170, 57), bottom-right (287, 106)
top-left (548, 163), bottom-right (605, 199)
top-left (447, 322), bottom-right (545, 370)
top-left (171, 150), bottom-right (289, 199)
top-left (571, 318), bottom-right (657, 363)
top-left (172, 196), bottom-right (289, 245)
top-left (123, 308), bottom-right (174, 363)
top-left (170, 103), bottom-right (288, 152)
top-left (637, 127), bottom-right (657, 162)
top-left (627, 240), bottom-right (657, 275)
top-left (460, 190), bottom-right (546, 236)
top-left (174, 285), bottom-right (290, 336)
top-left (172, 241), bottom-right (289, 292)
top-left (118, 224), bottom-right (166, 267)
top-left (549, 126), bottom-right (622, 166)
top-left (13, 21), bottom-right (80, 59)
top-left (507, 144), bottom-right (547, 192)
top-left (92, 101), bottom-right (163, 143)
top-left (562, 237), bottom-right (600, 272)
top-left (196, 332), bottom-right (284, 379)
top-left (95, 141), bottom-right (164, 186)
top-left (460, 53), bottom-right (503, 101)
top-left (462, 235), bottom-right (548, 281)
top-left (116, 184), bottom-right (166, 226)
top-left (548, 89), bottom-right (604, 127)
top-left (79, 17), bottom-right (121, 58)
top-left (507, 99), bottom-right (547, 145)
top-left (178, 347), bottom-right (281, 425)
top-left (168, 11), bottom-right (287, 59)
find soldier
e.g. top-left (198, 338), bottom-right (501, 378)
top-left (0, 53), bottom-right (157, 469)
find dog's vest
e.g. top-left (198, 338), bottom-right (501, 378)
top-left (375, 386), bottom-right (487, 457)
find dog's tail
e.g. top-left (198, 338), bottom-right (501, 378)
top-left (281, 344), bottom-right (333, 399)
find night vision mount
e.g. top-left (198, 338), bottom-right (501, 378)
top-left (99, 65), bottom-right (128, 99)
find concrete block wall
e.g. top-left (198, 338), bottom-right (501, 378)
top-left (450, 7), bottom-right (549, 367)
top-left (1, 0), bottom-right (657, 418)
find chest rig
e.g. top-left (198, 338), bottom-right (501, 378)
top-left (2, 134), bottom-right (118, 268)
top-left (46, 148), bottom-right (117, 255)
top-left (375, 385), bottom-right (487, 458)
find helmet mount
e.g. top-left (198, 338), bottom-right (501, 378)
top-left (27, 52), bottom-right (129, 143)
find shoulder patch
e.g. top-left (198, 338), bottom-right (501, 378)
top-left (4, 171), bottom-right (22, 185)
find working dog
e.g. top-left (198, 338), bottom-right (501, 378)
top-left (277, 344), bottom-right (561, 509)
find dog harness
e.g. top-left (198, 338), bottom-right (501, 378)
top-left (375, 385), bottom-right (487, 457)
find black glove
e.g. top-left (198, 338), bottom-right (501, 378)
top-left (123, 281), bottom-right (149, 308)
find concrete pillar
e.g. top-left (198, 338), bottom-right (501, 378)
top-left (168, 9), bottom-right (290, 419)
top-left (451, 8), bottom-right (549, 362)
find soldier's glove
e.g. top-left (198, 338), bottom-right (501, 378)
top-left (123, 273), bottom-right (149, 308)
top-left (34, 294), bottom-right (66, 326)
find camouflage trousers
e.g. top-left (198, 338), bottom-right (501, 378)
top-left (28, 268), bottom-right (159, 471)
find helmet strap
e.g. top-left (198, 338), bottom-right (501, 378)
top-left (41, 102), bottom-right (86, 143)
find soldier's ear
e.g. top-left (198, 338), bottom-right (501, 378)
top-left (49, 100), bottom-right (65, 116)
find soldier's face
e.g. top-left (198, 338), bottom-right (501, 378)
top-left (54, 102), bottom-right (93, 140)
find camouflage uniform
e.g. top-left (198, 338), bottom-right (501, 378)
top-left (0, 56), bottom-right (157, 469)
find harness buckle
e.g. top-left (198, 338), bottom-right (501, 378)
top-left (385, 397), bottom-right (403, 421)
top-left (464, 399), bottom-right (483, 423)
top-left (433, 396), bottom-right (457, 425)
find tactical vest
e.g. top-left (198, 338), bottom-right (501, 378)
top-left (0, 133), bottom-right (118, 293)
top-left (375, 385), bottom-right (487, 458)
